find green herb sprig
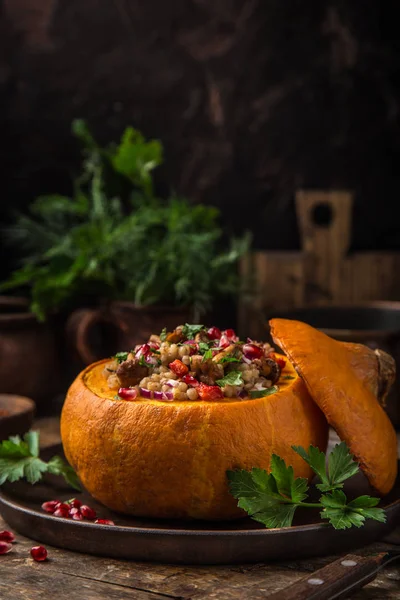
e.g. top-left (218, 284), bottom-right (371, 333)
top-left (0, 431), bottom-right (80, 491)
top-left (227, 442), bottom-right (385, 530)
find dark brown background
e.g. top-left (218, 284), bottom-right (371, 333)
top-left (1, 0), bottom-right (399, 280)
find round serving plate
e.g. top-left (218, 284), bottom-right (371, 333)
top-left (0, 445), bottom-right (399, 565)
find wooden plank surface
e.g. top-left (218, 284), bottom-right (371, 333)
top-left (0, 417), bottom-right (399, 600)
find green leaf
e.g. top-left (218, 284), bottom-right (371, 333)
top-left (328, 442), bottom-right (359, 488)
top-left (356, 508), bottom-right (386, 523)
top-left (347, 495), bottom-right (380, 508)
top-left (227, 469), bottom-right (262, 499)
top-left (47, 456), bottom-right (81, 492)
top-left (114, 351), bottom-right (129, 364)
top-left (160, 328), bottom-right (167, 342)
top-left (218, 355), bottom-right (241, 364)
top-left (202, 349), bottom-right (213, 361)
top-left (23, 458), bottom-right (48, 484)
top-left (253, 504), bottom-right (298, 529)
top-left (248, 386), bottom-right (279, 399)
top-left (320, 490), bottom-right (386, 529)
top-left (24, 431), bottom-right (40, 458)
top-left (270, 454), bottom-right (308, 503)
top-left (182, 324), bottom-right (205, 339)
top-left (0, 431), bottom-right (80, 491)
top-left (322, 507), bottom-right (365, 530)
top-left (320, 489), bottom-right (347, 509)
top-left (292, 445), bottom-right (329, 490)
top-left (0, 457), bottom-right (27, 484)
top-left (216, 371), bottom-right (243, 387)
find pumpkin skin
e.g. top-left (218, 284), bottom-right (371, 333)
top-left (61, 354), bottom-right (329, 520)
top-left (270, 319), bottom-right (398, 496)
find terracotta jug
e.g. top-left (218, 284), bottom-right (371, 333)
top-left (66, 302), bottom-right (192, 365)
top-left (0, 296), bottom-right (61, 405)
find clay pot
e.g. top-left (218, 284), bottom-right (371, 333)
top-left (268, 302), bottom-right (400, 427)
top-left (0, 297), bottom-right (61, 405)
top-left (66, 302), bottom-right (192, 365)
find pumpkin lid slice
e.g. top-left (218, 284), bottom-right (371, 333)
top-left (269, 318), bottom-right (398, 496)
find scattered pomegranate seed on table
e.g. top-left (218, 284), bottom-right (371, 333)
top-left (0, 541), bottom-right (12, 555)
top-left (30, 546), bottom-right (48, 562)
top-left (0, 530), bottom-right (15, 543)
top-left (68, 498), bottom-right (82, 509)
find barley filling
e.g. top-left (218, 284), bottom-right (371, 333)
top-left (104, 324), bottom-right (285, 402)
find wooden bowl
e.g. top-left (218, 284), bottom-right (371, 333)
top-left (0, 394), bottom-right (35, 441)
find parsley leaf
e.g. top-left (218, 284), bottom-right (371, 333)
top-left (320, 489), bottom-right (385, 529)
top-left (227, 442), bottom-right (386, 530)
top-left (114, 351), bottom-right (129, 364)
top-left (202, 348), bottom-right (213, 361)
top-left (327, 442), bottom-right (359, 489)
top-left (218, 355), bottom-right (241, 364)
top-left (0, 431), bottom-right (81, 491)
top-left (227, 458), bottom-right (309, 528)
top-left (182, 324), bottom-right (205, 339)
top-left (292, 445), bottom-right (329, 490)
top-left (249, 385), bottom-right (279, 399)
top-left (216, 371), bottom-right (243, 387)
top-left (293, 442), bottom-right (359, 493)
top-left (160, 327), bottom-right (167, 342)
top-left (270, 455), bottom-right (308, 503)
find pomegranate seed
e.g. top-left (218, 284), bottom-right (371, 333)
top-left (95, 519), bottom-right (115, 525)
top-left (68, 507), bottom-right (83, 520)
top-left (183, 340), bottom-right (199, 354)
top-left (80, 505), bottom-right (97, 520)
top-left (207, 326), bottom-right (221, 340)
top-left (30, 546), bottom-right (48, 562)
top-left (41, 500), bottom-right (60, 514)
top-left (223, 328), bottom-right (237, 341)
top-left (118, 387), bottom-right (138, 401)
top-left (0, 541), bottom-right (12, 555)
top-left (275, 356), bottom-right (286, 369)
top-left (219, 334), bottom-right (231, 349)
top-left (135, 344), bottom-right (151, 360)
top-left (181, 374), bottom-right (199, 387)
top-left (71, 512), bottom-right (84, 521)
top-left (53, 506), bottom-right (70, 518)
top-left (0, 530), bottom-right (15, 543)
top-left (67, 498), bottom-right (82, 509)
top-left (242, 343), bottom-right (263, 360)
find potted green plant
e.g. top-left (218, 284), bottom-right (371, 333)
top-left (1, 121), bottom-right (250, 363)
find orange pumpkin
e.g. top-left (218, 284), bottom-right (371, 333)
top-left (61, 354), bottom-right (328, 520)
top-left (60, 320), bottom-right (397, 520)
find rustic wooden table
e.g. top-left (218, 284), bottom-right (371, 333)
top-left (1, 417), bottom-right (400, 600)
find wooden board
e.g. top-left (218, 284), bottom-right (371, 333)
top-left (0, 445), bottom-right (399, 565)
top-left (239, 190), bottom-right (400, 339)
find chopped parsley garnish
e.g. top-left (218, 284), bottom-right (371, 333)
top-left (114, 351), bottom-right (129, 363)
top-left (218, 355), bottom-right (241, 364)
top-left (202, 348), bottom-right (213, 361)
top-left (249, 386), bottom-right (279, 399)
top-left (198, 341), bottom-right (211, 354)
top-left (160, 327), bottom-right (167, 342)
top-left (282, 375), bottom-right (295, 380)
top-left (182, 324), bottom-right (205, 339)
top-left (216, 371), bottom-right (243, 387)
